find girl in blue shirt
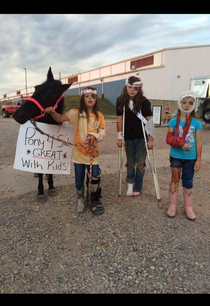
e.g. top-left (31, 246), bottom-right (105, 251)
top-left (166, 91), bottom-right (202, 220)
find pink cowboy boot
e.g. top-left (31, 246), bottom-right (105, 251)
top-left (183, 192), bottom-right (196, 221)
top-left (167, 190), bottom-right (178, 218)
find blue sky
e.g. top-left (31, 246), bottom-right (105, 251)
top-left (0, 14), bottom-right (210, 98)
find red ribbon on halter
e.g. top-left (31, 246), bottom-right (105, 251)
top-left (26, 94), bottom-right (64, 120)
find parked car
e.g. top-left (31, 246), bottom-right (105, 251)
top-left (1, 98), bottom-right (26, 118)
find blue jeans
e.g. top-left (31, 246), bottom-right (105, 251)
top-left (74, 163), bottom-right (100, 191)
top-left (170, 157), bottom-right (196, 189)
top-left (125, 139), bottom-right (147, 192)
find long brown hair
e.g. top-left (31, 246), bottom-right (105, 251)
top-left (118, 76), bottom-right (146, 114)
top-left (78, 87), bottom-right (100, 122)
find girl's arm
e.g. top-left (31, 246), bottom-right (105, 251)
top-left (88, 128), bottom-right (105, 142)
top-left (146, 115), bottom-right (154, 149)
top-left (194, 129), bottom-right (202, 171)
top-left (88, 114), bottom-right (106, 142)
top-left (45, 107), bottom-right (69, 123)
top-left (166, 126), bottom-right (174, 146)
top-left (166, 125), bottom-right (190, 150)
top-left (117, 115), bottom-right (123, 147)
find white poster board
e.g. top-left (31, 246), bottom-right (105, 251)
top-left (14, 121), bottom-right (74, 174)
top-left (153, 105), bottom-right (162, 126)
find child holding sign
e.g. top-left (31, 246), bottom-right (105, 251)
top-left (45, 87), bottom-right (105, 215)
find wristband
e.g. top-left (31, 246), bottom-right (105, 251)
top-left (117, 131), bottom-right (123, 140)
top-left (181, 143), bottom-right (185, 148)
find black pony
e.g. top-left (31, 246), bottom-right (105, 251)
top-left (13, 67), bottom-right (71, 201)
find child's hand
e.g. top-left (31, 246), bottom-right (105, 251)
top-left (147, 139), bottom-right (154, 150)
top-left (45, 106), bottom-right (54, 113)
top-left (182, 143), bottom-right (190, 150)
top-left (88, 134), bottom-right (97, 144)
top-left (194, 160), bottom-right (201, 172)
top-left (117, 140), bottom-right (122, 147)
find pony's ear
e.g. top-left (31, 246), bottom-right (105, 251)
top-left (47, 66), bottom-right (54, 81)
top-left (61, 83), bottom-right (72, 93)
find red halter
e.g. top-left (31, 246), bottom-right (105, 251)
top-left (26, 94), bottom-right (64, 120)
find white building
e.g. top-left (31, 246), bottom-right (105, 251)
top-left (2, 44), bottom-right (210, 114)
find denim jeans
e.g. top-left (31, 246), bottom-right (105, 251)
top-left (125, 139), bottom-right (147, 192)
top-left (74, 163), bottom-right (100, 191)
top-left (170, 157), bottom-right (196, 189)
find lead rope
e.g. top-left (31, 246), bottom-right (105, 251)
top-left (30, 119), bottom-right (97, 203)
top-left (88, 141), bottom-right (94, 203)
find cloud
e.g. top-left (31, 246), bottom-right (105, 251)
top-left (0, 14), bottom-right (210, 97)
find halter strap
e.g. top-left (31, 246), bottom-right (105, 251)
top-left (26, 94), bottom-right (64, 120)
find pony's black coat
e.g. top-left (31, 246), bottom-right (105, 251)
top-left (13, 67), bottom-right (72, 198)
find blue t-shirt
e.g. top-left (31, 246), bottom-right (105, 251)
top-left (167, 117), bottom-right (203, 160)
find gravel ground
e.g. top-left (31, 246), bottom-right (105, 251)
top-left (0, 117), bottom-right (210, 293)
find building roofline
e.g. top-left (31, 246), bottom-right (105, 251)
top-left (63, 44), bottom-right (210, 79)
top-left (1, 44), bottom-right (210, 100)
top-left (160, 44), bottom-right (210, 52)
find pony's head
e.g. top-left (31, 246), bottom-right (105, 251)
top-left (13, 67), bottom-right (71, 124)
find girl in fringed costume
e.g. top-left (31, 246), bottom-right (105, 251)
top-left (45, 87), bottom-right (105, 215)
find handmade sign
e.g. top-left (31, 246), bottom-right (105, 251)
top-left (153, 105), bottom-right (162, 126)
top-left (14, 121), bottom-right (74, 174)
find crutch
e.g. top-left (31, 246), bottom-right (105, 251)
top-left (117, 105), bottom-right (125, 203)
top-left (141, 118), bottom-right (162, 209)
